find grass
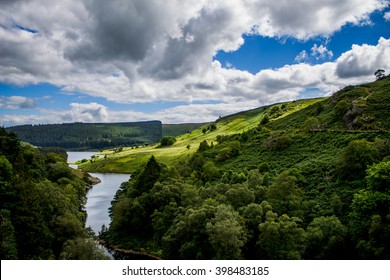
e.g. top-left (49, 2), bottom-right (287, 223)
top-left (79, 98), bottom-right (323, 173)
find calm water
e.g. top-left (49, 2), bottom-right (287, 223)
top-left (85, 172), bottom-right (130, 234)
top-left (66, 152), bottom-right (130, 234)
top-left (67, 151), bottom-right (97, 163)
top-left (66, 152), bottom-right (158, 259)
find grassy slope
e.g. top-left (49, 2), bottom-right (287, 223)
top-left (79, 77), bottom-right (390, 174)
top-left (79, 98), bottom-right (323, 173)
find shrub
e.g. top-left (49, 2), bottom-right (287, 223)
top-left (264, 134), bottom-right (293, 150)
top-left (160, 136), bottom-right (176, 147)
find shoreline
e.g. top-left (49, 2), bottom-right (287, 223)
top-left (97, 239), bottom-right (161, 260)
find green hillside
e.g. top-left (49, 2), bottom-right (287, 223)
top-left (6, 121), bottom-right (162, 150)
top-left (79, 98), bottom-right (322, 173)
top-left (268, 78), bottom-right (390, 131)
top-left (93, 77), bottom-right (390, 260)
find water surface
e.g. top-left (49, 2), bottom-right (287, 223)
top-left (67, 152), bottom-right (130, 234)
top-left (85, 172), bottom-right (130, 234)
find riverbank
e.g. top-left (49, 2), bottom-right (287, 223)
top-left (87, 173), bottom-right (101, 186)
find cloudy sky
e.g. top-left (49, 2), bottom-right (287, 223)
top-left (1, 0), bottom-right (390, 126)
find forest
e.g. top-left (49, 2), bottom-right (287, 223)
top-left (100, 78), bottom-right (390, 259)
top-left (5, 121), bottom-right (162, 150)
top-left (0, 128), bottom-right (109, 259)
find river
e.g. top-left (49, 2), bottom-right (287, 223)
top-left (67, 152), bottom-right (130, 235)
top-left (67, 152), bottom-right (159, 259)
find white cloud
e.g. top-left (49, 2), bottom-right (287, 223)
top-left (68, 103), bottom-right (109, 123)
top-left (336, 37), bottom-right (390, 78)
top-left (248, 0), bottom-right (388, 39)
top-left (311, 44), bottom-right (334, 61)
top-left (295, 44), bottom-right (334, 63)
top-left (384, 11), bottom-right (390, 21)
top-left (0, 96), bottom-right (36, 109)
top-left (0, 0), bottom-right (389, 125)
top-left (295, 50), bottom-right (309, 63)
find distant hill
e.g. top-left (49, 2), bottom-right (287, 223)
top-left (6, 121), bottom-right (162, 150)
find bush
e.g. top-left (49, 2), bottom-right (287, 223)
top-left (338, 139), bottom-right (379, 179)
top-left (260, 115), bottom-right (269, 125)
top-left (334, 100), bottom-right (349, 119)
top-left (264, 134), bottom-right (293, 150)
top-left (160, 136), bottom-right (176, 147)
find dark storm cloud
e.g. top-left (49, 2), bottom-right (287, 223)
top-left (65, 0), bottom-right (168, 63)
top-left (0, 0), bottom-right (27, 6)
top-left (139, 5), bottom-right (242, 80)
top-left (0, 37), bottom-right (43, 77)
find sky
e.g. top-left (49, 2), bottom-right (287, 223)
top-left (0, 0), bottom-right (390, 126)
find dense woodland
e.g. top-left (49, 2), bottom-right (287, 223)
top-left (101, 78), bottom-right (390, 259)
top-left (6, 121), bottom-right (162, 150)
top-left (0, 128), bottom-right (108, 259)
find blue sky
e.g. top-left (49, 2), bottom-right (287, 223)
top-left (1, 0), bottom-right (390, 126)
top-left (216, 10), bottom-right (390, 73)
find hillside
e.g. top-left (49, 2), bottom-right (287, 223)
top-left (79, 98), bottom-right (322, 173)
top-left (268, 77), bottom-right (390, 131)
top-left (91, 77), bottom-right (390, 260)
top-left (6, 121), bottom-right (162, 150)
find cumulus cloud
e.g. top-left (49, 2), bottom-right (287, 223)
top-left (0, 0), bottom-right (389, 125)
top-left (336, 37), bottom-right (390, 78)
top-left (0, 96), bottom-right (36, 109)
top-left (248, 0), bottom-right (388, 39)
top-left (1, 1), bottom-right (387, 84)
top-left (295, 44), bottom-right (333, 63)
top-left (1, 100), bottom-right (260, 127)
top-left (311, 44), bottom-right (334, 61)
top-left (68, 103), bottom-right (109, 123)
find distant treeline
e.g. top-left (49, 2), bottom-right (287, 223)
top-left (6, 121), bottom-right (162, 150)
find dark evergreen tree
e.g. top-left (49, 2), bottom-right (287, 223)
top-left (134, 155), bottom-right (161, 195)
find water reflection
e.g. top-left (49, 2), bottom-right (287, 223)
top-left (86, 172), bottom-right (130, 234)
top-left (67, 152), bottom-right (133, 259)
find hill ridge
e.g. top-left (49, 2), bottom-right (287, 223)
top-left (6, 120), bottom-right (162, 150)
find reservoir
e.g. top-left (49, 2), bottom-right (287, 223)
top-left (67, 152), bottom-right (157, 259)
top-left (67, 152), bottom-right (130, 234)
top-left (85, 172), bottom-right (130, 234)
